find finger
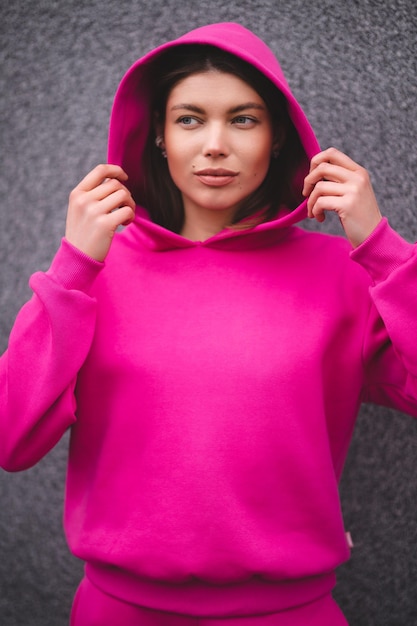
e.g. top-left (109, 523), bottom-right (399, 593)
top-left (98, 188), bottom-right (136, 215)
top-left (77, 164), bottom-right (128, 192)
top-left (309, 194), bottom-right (347, 222)
top-left (306, 181), bottom-right (343, 217)
top-left (303, 163), bottom-right (349, 197)
top-left (106, 204), bottom-right (136, 230)
top-left (309, 147), bottom-right (359, 173)
top-left (92, 177), bottom-right (131, 203)
top-left (304, 162), bottom-right (347, 185)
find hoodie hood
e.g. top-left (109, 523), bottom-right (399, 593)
top-left (108, 22), bottom-right (321, 247)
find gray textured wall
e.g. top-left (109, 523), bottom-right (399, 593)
top-left (1, 1), bottom-right (416, 624)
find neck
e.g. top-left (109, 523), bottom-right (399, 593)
top-left (180, 208), bottom-right (236, 242)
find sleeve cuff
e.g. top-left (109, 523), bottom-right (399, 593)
top-left (350, 218), bottom-right (416, 284)
top-left (46, 238), bottom-right (104, 291)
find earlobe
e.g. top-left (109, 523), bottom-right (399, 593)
top-left (155, 135), bottom-right (167, 158)
top-left (272, 145), bottom-right (280, 159)
top-left (153, 111), bottom-right (163, 136)
top-left (153, 113), bottom-right (167, 158)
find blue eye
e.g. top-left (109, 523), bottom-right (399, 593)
top-left (233, 116), bottom-right (257, 126)
top-left (178, 116), bottom-right (199, 126)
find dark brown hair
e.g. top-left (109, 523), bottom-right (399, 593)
top-left (141, 44), bottom-right (306, 233)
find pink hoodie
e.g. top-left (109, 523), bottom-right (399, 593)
top-left (1, 23), bottom-right (417, 618)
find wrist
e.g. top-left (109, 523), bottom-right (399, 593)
top-left (350, 218), bottom-right (415, 283)
top-left (47, 239), bottom-right (104, 291)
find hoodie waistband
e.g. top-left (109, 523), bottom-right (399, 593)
top-left (86, 563), bottom-right (336, 617)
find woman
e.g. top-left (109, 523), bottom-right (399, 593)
top-left (1, 22), bottom-right (416, 625)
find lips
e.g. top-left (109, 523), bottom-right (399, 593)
top-left (194, 168), bottom-right (238, 187)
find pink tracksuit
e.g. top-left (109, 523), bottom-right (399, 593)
top-left (1, 22), bottom-right (416, 624)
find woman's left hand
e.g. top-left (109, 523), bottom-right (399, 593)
top-left (302, 147), bottom-right (382, 248)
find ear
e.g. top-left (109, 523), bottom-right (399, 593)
top-left (272, 124), bottom-right (286, 153)
top-left (153, 112), bottom-right (164, 140)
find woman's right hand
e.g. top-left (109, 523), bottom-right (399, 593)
top-left (65, 164), bottom-right (136, 262)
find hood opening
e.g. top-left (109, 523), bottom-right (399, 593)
top-left (139, 44), bottom-right (308, 234)
top-left (108, 23), bottom-right (321, 240)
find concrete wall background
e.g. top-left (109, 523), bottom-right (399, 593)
top-left (1, 1), bottom-right (416, 624)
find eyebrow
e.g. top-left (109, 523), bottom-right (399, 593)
top-left (170, 102), bottom-right (266, 114)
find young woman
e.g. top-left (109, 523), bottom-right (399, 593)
top-left (1, 22), bottom-right (416, 625)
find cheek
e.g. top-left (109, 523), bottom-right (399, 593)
top-left (165, 146), bottom-right (193, 192)
top-left (241, 135), bottom-right (272, 175)
top-left (165, 137), bottom-right (195, 170)
top-left (251, 150), bottom-right (272, 181)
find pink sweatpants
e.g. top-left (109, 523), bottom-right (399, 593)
top-left (70, 577), bottom-right (348, 626)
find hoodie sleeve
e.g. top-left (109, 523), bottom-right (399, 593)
top-left (351, 218), bottom-right (417, 416)
top-left (0, 239), bottom-right (103, 471)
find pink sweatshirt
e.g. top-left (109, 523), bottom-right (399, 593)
top-left (1, 22), bottom-right (417, 618)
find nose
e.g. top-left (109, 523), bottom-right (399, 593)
top-left (203, 123), bottom-right (229, 158)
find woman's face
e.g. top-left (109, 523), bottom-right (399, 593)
top-left (163, 70), bottom-right (275, 231)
